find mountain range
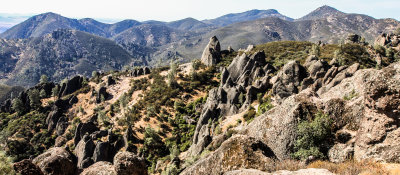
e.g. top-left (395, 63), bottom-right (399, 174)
top-left (0, 5), bottom-right (399, 87)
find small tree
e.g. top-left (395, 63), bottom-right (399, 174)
top-left (168, 62), bottom-right (178, 87)
top-left (40, 89), bottom-right (47, 98)
top-left (39, 75), bottom-right (48, 84)
top-left (12, 98), bottom-right (25, 115)
top-left (51, 86), bottom-right (59, 97)
top-left (28, 89), bottom-right (41, 109)
top-left (311, 44), bottom-right (320, 57)
top-left (293, 112), bottom-right (333, 160)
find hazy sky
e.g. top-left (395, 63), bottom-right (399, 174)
top-left (0, 0), bottom-right (399, 22)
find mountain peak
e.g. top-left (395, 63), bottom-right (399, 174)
top-left (297, 5), bottom-right (345, 21)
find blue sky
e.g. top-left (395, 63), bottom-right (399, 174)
top-left (0, 0), bottom-right (399, 23)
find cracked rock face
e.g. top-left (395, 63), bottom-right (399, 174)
top-left (182, 135), bottom-right (276, 175)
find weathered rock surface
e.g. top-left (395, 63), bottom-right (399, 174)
top-left (13, 159), bottom-right (44, 175)
top-left (59, 76), bottom-right (84, 97)
top-left (272, 61), bottom-right (307, 102)
top-left (113, 151), bottom-right (147, 175)
top-left (80, 161), bottom-right (117, 175)
top-left (188, 51), bottom-right (273, 157)
top-left (32, 147), bottom-right (76, 175)
top-left (242, 90), bottom-right (319, 160)
top-left (75, 135), bottom-right (96, 169)
top-left (182, 135), bottom-right (276, 175)
top-left (200, 36), bottom-right (222, 66)
top-left (224, 168), bottom-right (335, 175)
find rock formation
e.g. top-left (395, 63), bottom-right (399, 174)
top-left (200, 36), bottom-right (222, 66)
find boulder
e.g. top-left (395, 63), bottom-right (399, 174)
top-left (345, 34), bottom-right (362, 44)
top-left (143, 67), bottom-right (151, 75)
top-left (243, 91), bottom-right (318, 160)
top-left (272, 61), bottom-right (307, 102)
top-left (93, 141), bottom-right (112, 162)
top-left (13, 159), bottom-right (44, 175)
top-left (75, 135), bottom-right (96, 169)
top-left (81, 162), bottom-right (117, 175)
top-left (200, 36), bottom-right (221, 66)
top-left (74, 122), bottom-right (99, 145)
top-left (46, 106), bottom-right (62, 132)
top-left (113, 151), bottom-right (147, 175)
top-left (106, 76), bottom-right (116, 86)
top-left (60, 76), bottom-right (84, 97)
top-left (96, 86), bottom-right (109, 103)
top-left (55, 116), bottom-right (69, 136)
top-left (181, 135), bottom-right (276, 175)
top-left (32, 147), bottom-right (76, 175)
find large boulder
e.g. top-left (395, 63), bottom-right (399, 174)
top-left (81, 162), bottom-right (117, 175)
top-left (32, 147), bottom-right (76, 175)
top-left (96, 86), bottom-right (109, 103)
top-left (46, 106), bottom-right (62, 132)
top-left (242, 90), bottom-right (318, 160)
top-left (13, 159), bottom-right (44, 175)
top-left (181, 135), bottom-right (276, 175)
top-left (113, 151), bottom-right (147, 175)
top-left (75, 135), bottom-right (96, 169)
top-left (272, 61), bottom-right (307, 102)
top-left (353, 63), bottom-right (400, 163)
top-left (92, 141), bottom-right (112, 162)
top-left (200, 36), bottom-right (222, 66)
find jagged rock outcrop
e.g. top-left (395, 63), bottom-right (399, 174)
top-left (46, 106), bottom-right (63, 132)
top-left (59, 76), bottom-right (84, 97)
top-left (13, 159), bottom-right (44, 175)
top-left (96, 86), bottom-right (109, 103)
top-left (188, 51), bottom-right (274, 157)
top-left (200, 36), bottom-right (222, 66)
top-left (81, 162), bottom-right (117, 175)
top-left (113, 151), bottom-right (147, 175)
top-left (242, 90), bottom-right (319, 160)
top-left (75, 135), bottom-right (96, 169)
top-left (272, 61), bottom-right (307, 102)
top-left (74, 122), bottom-right (99, 145)
top-left (32, 147), bottom-right (76, 175)
top-left (106, 76), bottom-right (116, 86)
top-left (375, 33), bottom-right (400, 49)
top-left (182, 135), bottom-right (276, 175)
top-left (93, 141), bottom-right (112, 162)
top-left (345, 34), bottom-right (362, 44)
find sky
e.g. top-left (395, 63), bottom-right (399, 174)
top-left (0, 0), bottom-right (399, 23)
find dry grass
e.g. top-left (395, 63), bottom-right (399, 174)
top-left (308, 160), bottom-right (389, 175)
top-left (271, 159), bottom-right (306, 172)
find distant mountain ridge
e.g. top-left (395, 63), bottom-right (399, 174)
top-left (203, 9), bottom-right (293, 27)
top-left (0, 6), bottom-right (399, 87)
top-left (296, 5), bottom-right (345, 21)
top-left (0, 29), bottom-right (142, 87)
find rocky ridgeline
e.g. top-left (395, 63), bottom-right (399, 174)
top-left (180, 36), bottom-right (400, 174)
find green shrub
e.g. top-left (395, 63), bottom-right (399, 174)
top-left (343, 89), bottom-right (358, 101)
top-left (243, 106), bottom-right (256, 122)
top-left (257, 98), bottom-right (274, 116)
top-left (293, 112), bottom-right (333, 160)
top-left (0, 151), bottom-right (15, 175)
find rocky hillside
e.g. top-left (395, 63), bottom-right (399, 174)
top-left (202, 9), bottom-right (293, 27)
top-left (1, 33), bottom-right (400, 174)
top-left (1, 6), bottom-right (400, 88)
top-left (0, 29), bottom-right (143, 87)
